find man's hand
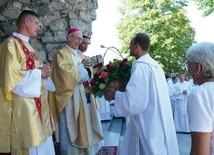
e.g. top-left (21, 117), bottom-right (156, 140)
top-left (40, 62), bottom-right (51, 79)
top-left (104, 87), bottom-right (116, 101)
top-left (82, 56), bottom-right (91, 68)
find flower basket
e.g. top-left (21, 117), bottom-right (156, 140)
top-left (84, 49), bottom-right (132, 97)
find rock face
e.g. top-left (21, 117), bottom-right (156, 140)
top-left (0, 0), bottom-right (98, 61)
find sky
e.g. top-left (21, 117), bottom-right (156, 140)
top-left (186, 2), bottom-right (214, 43)
top-left (86, 0), bottom-right (214, 60)
top-left (87, 0), bottom-right (121, 60)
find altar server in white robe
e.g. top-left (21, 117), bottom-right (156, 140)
top-left (104, 32), bottom-right (179, 155)
top-left (173, 74), bottom-right (190, 132)
top-left (168, 75), bottom-right (178, 118)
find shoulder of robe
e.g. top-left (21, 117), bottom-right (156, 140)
top-left (54, 47), bottom-right (71, 58)
top-left (1, 37), bottom-right (17, 47)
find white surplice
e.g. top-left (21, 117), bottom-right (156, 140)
top-left (12, 71), bottom-right (56, 155)
top-left (114, 54), bottom-right (179, 155)
top-left (168, 83), bottom-right (178, 119)
top-left (98, 96), bottom-right (111, 121)
top-left (173, 81), bottom-right (190, 132)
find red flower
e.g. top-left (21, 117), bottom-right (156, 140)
top-left (94, 72), bottom-right (100, 79)
top-left (83, 81), bottom-right (89, 88)
top-left (100, 72), bottom-right (108, 79)
top-left (106, 65), bottom-right (115, 72)
top-left (90, 81), bottom-right (97, 87)
top-left (119, 61), bottom-right (125, 68)
top-left (93, 62), bottom-right (103, 69)
top-left (122, 58), bottom-right (128, 63)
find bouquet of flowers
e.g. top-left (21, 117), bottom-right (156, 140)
top-left (84, 58), bottom-right (132, 97)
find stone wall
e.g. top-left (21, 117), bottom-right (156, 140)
top-left (0, 0), bottom-right (98, 61)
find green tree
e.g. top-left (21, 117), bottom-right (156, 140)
top-left (192, 0), bottom-right (214, 16)
top-left (117, 0), bottom-right (195, 74)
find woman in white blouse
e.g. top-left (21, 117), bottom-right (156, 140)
top-left (186, 42), bottom-right (214, 155)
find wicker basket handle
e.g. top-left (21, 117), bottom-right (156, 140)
top-left (102, 46), bottom-right (123, 63)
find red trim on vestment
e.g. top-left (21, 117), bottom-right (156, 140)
top-left (13, 36), bottom-right (43, 125)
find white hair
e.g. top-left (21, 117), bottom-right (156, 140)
top-left (186, 42), bottom-right (214, 78)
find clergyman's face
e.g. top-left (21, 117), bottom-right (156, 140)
top-left (129, 38), bottom-right (137, 57)
top-left (25, 16), bottom-right (41, 37)
top-left (67, 31), bottom-right (83, 49)
top-left (78, 37), bottom-right (90, 52)
top-left (178, 74), bottom-right (185, 82)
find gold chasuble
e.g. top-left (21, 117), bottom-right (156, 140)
top-left (49, 46), bottom-right (103, 150)
top-left (0, 37), bottom-right (54, 155)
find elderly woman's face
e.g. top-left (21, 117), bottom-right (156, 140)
top-left (186, 60), bottom-right (201, 84)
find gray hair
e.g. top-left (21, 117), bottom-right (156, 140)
top-left (186, 42), bottom-right (214, 78)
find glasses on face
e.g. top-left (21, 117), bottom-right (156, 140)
top-left (129, 42), bottom-right (137, 49)
top-left (81, 41), bottom-right (90, 46)
top-left (185, 60), bottom-right (196, 70)
top-left (71, 35), bottom-right (83, 42)
top-left (186, 60), bottom-right (195, 66)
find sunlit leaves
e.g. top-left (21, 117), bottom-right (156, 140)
top-left (117, 0), bottom-right (195, 74)
top-left (191, 0), bottom-right (214, 16)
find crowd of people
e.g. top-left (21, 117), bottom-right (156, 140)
top-left (167, 73), bottom-right (198, 133)
top-left (0, 10), bottom-right (214, 155)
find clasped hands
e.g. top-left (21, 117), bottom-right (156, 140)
top-left (82, 56), bottom-right (91, 68)
top-left (40, 63), bottom-right (51, 79)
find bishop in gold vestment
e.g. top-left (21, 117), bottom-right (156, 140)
top-left (49, 27), bottom-right (103, 155)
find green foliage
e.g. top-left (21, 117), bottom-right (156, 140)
top-left (117, 0), bottom-right (195, 75)
top-left (191, 0), bottom-right (214, 16)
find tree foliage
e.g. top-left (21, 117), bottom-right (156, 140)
top-left (192, 0), bottom-right (214, 16)
top-left (117, 0), bottom-right (195, 74)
